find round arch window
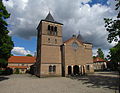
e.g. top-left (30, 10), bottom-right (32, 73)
top-left (72, 42), bottom-right (79, 50)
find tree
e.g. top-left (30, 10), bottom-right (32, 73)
top-left (104, 1), bottom-right (120, 92)
top-left (104, 0), bottom-right (120, 64)
top-left (0, 1), bottom-right (14, 68)
top-left (107, 42), bottom-right (120, 70)
top-left (26, 54), bottom-right (33, 57)
top-left (104, 0), bottom-right (120, 43)
top-left (97, 48), bottom-right (104, 59)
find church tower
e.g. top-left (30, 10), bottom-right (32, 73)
top-left (36, 12), bottom-right (63, 77)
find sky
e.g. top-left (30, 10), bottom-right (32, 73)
top-left (3, 0), bottom-right (118, 57)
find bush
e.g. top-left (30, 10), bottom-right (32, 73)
top-left (0, 69), bottom-right (5, 75)
top-left (3, 67), bottom-right (13, 75)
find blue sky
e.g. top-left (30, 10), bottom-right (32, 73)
top-left (3, 0), bottom-right (116, 56)
top-left (12, 36), bottom-right (37, 55)
top-left (88, 0), bottom-right (108, 6)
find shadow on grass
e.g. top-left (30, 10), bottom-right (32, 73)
top-left (68, 75), bottom-right (119, 90)
top-left (0, 76), bottom-right (9, 81)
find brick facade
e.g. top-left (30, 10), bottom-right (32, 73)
top-left (35, 12), bottom-right (94, 77)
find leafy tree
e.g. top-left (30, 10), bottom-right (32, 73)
top-left (104, 0), bottom-right (120, 67)
top-left (107, 42), bottom-right (120, 70)
top-left (97, 48), bottom-right (104, 59)
top-left (0, 1), bottom-right (14, 68)
top-left (26, 54), bottom-right (33, 57)
top-left (10, 54), bottom-right (14, 56)
top-left (0, 59), bottom-right (8, 68)
top-left (104, 57), bottom-right (108, 61)
top-left (104, 0), bottom-right (120, 43)
top-left (92, 56), bottom-right (96, 59)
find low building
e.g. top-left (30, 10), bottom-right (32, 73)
top-left (93, 57), bottom-right (107, 71)
top-left (8, 56), bottom-right (36, 73)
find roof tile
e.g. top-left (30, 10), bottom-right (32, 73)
top-left (8, 56), bottom-right (36, 63)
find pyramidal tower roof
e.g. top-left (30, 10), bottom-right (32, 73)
top-left (40, 12), bottom-right (63, 25)
top-left (45, 12), bottom-right (55, 22)
top-left (37, 12), bottom-right (63, 29)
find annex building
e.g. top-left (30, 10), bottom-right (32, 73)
top-left (34, 12), bottom-right (94, 77)
top-left (8, 56), bottom-right (35, 73)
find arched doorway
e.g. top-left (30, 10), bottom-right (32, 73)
top-left (73, 65), bottom-right (79, 75)
top-left (68, 66), bottom-right (72, 75)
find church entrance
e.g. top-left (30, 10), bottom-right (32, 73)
top-left (73, 65), bottom-right (79, 75)
top-left (68, 66), bottom-right (72, 75)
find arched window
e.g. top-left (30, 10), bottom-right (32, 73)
top-left (51, 26), bottom-right (53, 31)
top-left (48, 25), bottom-right (50, 30)
top-left (49, 65), bottom-right (52, 72)
top-left (53, 65), bottom-right (56, 72)
top-left (49, 65), bottom-right (56, 72)
top-left (54, 26), bottom-right (57, 36)
top-left (54, 26), bottom-right (57, 31)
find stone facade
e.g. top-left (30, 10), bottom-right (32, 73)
top-left (35, 12), bottom-right (94, 77)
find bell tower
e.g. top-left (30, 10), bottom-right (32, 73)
top-left (36, 12), bottom-right (63, 77)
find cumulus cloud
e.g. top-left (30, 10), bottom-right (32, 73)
top-left (3, 0), bottom-right (117, 55)
top-left (12, 47), bottom-right (33, 56)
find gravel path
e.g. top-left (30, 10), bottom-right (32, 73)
top-left (0, 74), bottom-right (118, 93)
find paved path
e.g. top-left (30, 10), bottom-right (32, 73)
top-left (0, 74), bottom-right (119, 93)
top-left (92, 71), bottom-right (119, 77)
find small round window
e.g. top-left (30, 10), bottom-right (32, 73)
top-left (72, 42), bottom-right (79, 50)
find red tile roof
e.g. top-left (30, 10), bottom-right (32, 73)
top-left (8, 66), bottom-right (28, 69)
top-left (8, 56), bottom-right (36, 63)
top-left (93, 57), bottom-right (106, 63)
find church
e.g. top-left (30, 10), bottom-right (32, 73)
top-left (34, 12), bottom-right (94, 77)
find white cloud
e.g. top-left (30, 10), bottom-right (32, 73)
top-left (12, 47), bottom-right (33, 56)
top-left (3, 0), bottom-right (117, 53)
top-left (3, 0), bottom-right (13, 8)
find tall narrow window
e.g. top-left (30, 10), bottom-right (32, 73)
top-left (54, 26), bottom-right (57, 31)
top-left (51, 26), bottom-right (53, 31)
top-left (48, 25), bottom-right (50, 30)
top-left (53, 65), bottom-right (56, 72)
top-left (54, 26), bottom-right (57, 36)
top-left (49, 65), bottom-right (52, 72)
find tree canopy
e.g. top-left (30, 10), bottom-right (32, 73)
top-left (96, 48), bottom-right (104, 59)
top-left (104, 0), bottom-right (120, 70)
top-left (26, 54), bottom-right (33, 57)
top-left (0, 1), bottom-right (14, 68)
top-left (104, 0), bottom-right (120, 43)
